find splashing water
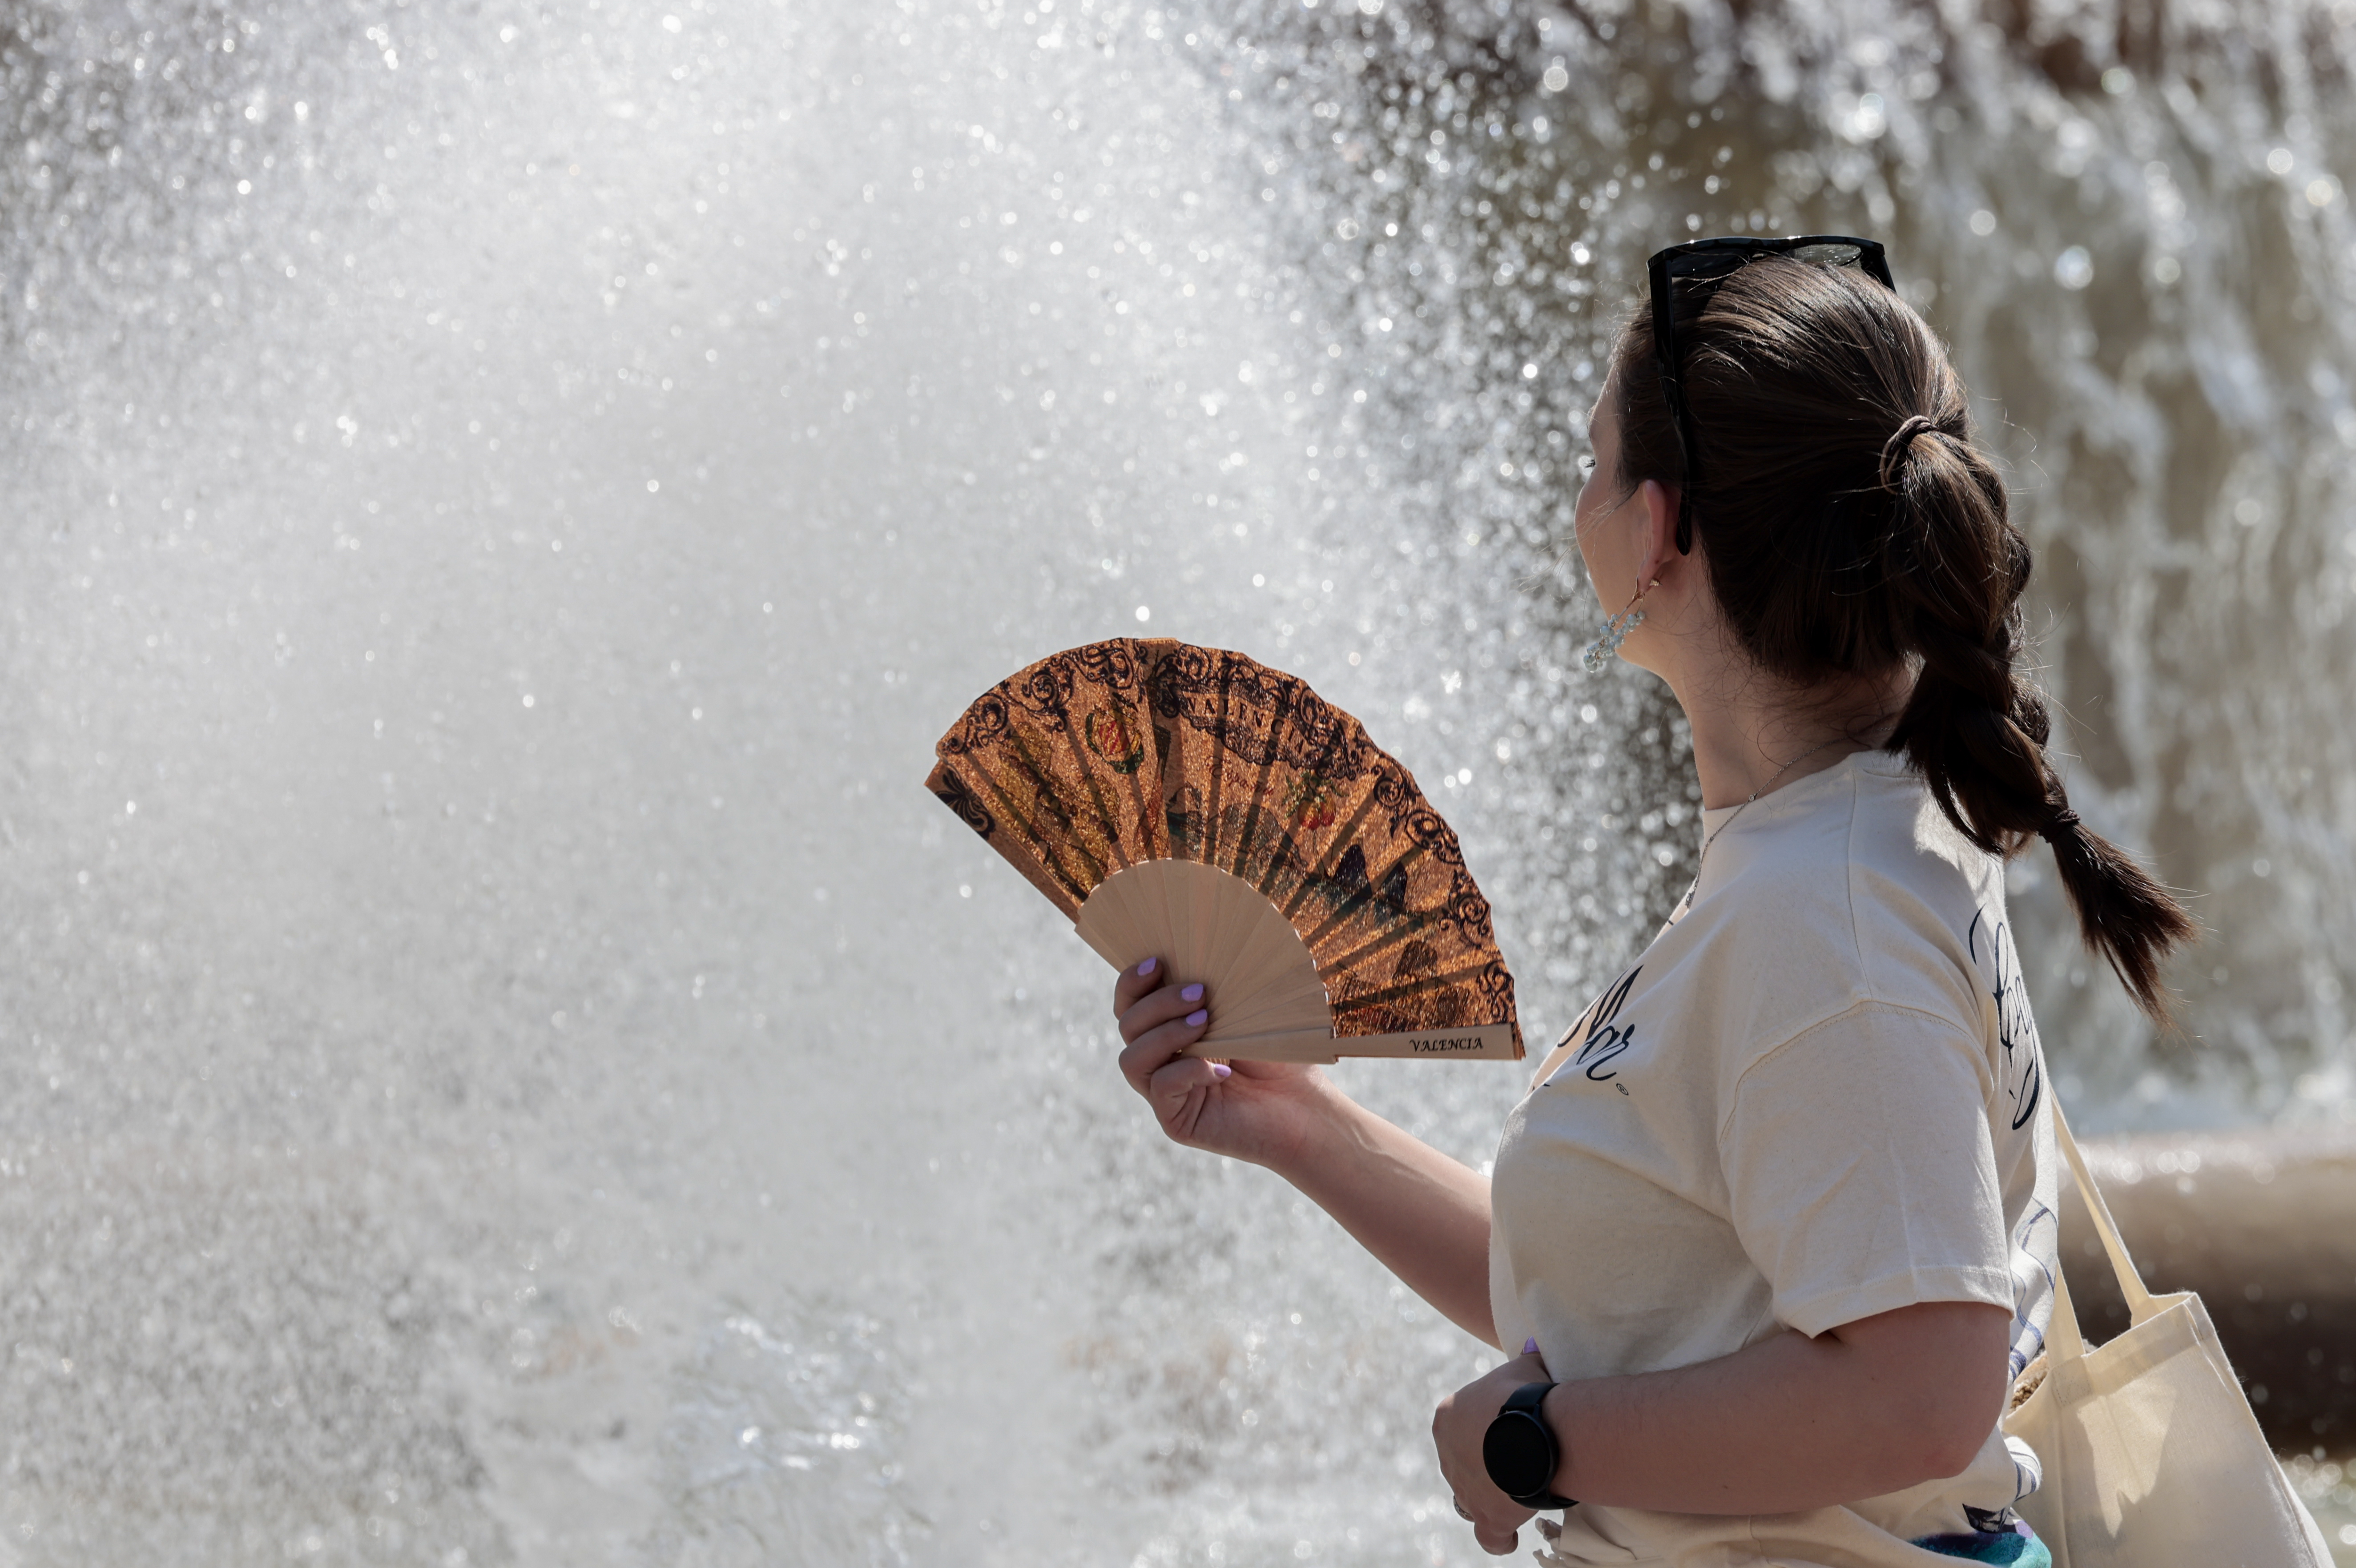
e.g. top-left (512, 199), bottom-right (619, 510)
top-left (1, 0), bottom-right (2351, 1562)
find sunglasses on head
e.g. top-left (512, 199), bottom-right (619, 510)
top-left (1647, 235), bottom-right (1898, 553)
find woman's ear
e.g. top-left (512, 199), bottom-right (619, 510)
top-left (1635, 478), bottom-right (1684, 589)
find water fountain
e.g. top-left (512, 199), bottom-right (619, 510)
top-left (2, 0), bottom-right (2352, 1562)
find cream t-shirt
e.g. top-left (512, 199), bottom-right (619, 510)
top-left (1489, 751), bottom-right (2058, 1567)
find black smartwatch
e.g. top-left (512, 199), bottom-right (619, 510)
top-left (1482, 1382), bottom-right (1578, 1509)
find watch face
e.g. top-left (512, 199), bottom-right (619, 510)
top-left (1481, 1411), bottom-right (1554, 1500)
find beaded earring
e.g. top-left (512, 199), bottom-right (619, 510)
top-left (1581, 579), bottom-right (1658, 675)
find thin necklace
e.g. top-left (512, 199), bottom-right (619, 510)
top-left (1678, 734), bottom-right (1855, 912)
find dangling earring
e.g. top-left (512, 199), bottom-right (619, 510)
top-left (1582, 579), bottom-right (1658, 675)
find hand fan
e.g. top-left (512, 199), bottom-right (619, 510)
top-left (924, 639), bottom-right (1522, 1062)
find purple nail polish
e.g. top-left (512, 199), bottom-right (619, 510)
top-left (1185, 1008), bottom-right (1208, 1026)
top-left (1138, 957), bottom-right (1157, 977)
top-left (1181, 983), bottom-right (1204, 1003)
top-left (1522, 1338), bottom-right (1539, 1356)
top-left (1211, 1063), bottom-right (1232, 1080)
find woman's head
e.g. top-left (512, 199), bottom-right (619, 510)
top-left (1598, 255), bottom-right (2194, 1017)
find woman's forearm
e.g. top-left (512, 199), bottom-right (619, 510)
top-left (1545, 1300), bottom-right (2013, 1513)
top-left (1269, 1079), bottom-right (1498, 1347)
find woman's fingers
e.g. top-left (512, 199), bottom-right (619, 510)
top-left (1140, 1053), bottom-right (1232, 1140)
top-left (1433, 1366), bottom-right (1542, 1558)
top-left (1111, 955), bottom-right (1169, 1019)
top-left (1116, 996), bottom-right (1216, 1099)
top-left (1118, 974), bottom-right (1209, 1047)
top-left (1146, 1053), bottom-right (1229, 1106)
top-left (1454, 1481), bottom-right (1530, 1556)
top-left (1110, 958), bottom-right (1236, 1141)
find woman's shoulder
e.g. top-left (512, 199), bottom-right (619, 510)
top-left (1685, 754), bottom-right (1999, 1045)
top-left (1842, 753), bottom-right (2008, 911)
top-left (1707, 752), bottom-right (1990, 905)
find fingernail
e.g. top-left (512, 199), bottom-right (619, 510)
top-left (1211, 1063), bottom-right (1232, 1080)
top-left (1181, 983), bottom-right (1204, 1002)
top-left (1522, 1338), bottom-right (1539, 1356)
top-left (1186, 1009), bottom-right (1208, 1026)
top-left (1137, 957), bottom-right (1157, 977)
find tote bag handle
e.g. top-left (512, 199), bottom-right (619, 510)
top-left (2048, 1102), bottom-right (2169, 1329)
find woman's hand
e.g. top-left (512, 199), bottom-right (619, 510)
top-left (1113, 957), bottom-right (1337, 1171)
top-left (1112, 957), bottom-right (1501, 1345)
top-left (1433, 1349), bottom-right (1547, 1556)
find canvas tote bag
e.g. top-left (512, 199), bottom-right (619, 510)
top-left (2005, 1103), bottom-right (2334, 1567)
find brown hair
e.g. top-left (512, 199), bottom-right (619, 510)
top-left (1609, 257), bottom-right (2195, 1018)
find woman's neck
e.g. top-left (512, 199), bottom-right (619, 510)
top-left (1667, 655), bottom-right (1910, 811)
top-left (1608, 541), bottom-right (1913, 810)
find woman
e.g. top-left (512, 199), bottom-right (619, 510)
top-left (1108, 240), bottom-right (2195, 1567)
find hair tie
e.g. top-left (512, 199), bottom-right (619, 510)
top-left (1878, 414), bottom-right (1940, 491)
top-left (2038, 806), bottom-right (2082, 844)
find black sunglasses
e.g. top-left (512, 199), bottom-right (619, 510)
top-left (1647, 235), bottom-right (1897, 553)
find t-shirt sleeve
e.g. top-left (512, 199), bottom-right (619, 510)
top-left (1720, 1001), bottom-right (2012, 1338)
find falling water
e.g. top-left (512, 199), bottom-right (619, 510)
top-left (1, 0), bottom-right (2352, 1563)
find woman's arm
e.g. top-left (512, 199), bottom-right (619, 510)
top-left (1435, 1300), bottom-right (2013, 1553)
top-left (1114, 958), bottom-right (1498, 1346)
top-left (1272, 1078), bottom-right (1497, 1346)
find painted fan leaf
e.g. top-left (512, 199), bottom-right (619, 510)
top-left (926, 639), bottom-right (1521, 1061)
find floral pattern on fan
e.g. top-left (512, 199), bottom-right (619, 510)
top-left (926, 638), bottom-right (1521, 1056)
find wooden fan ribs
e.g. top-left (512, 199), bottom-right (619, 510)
top-left (929, 638), bottom-right (1522, 1061)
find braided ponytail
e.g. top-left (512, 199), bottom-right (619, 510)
top-left (1608, 257), bottom-right (2195, 1019)
top-left (1878, 405), bottom-right (2196, 1018)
